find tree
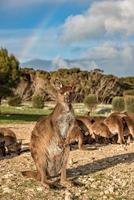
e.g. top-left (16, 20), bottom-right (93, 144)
top-left (32, 95), bottom-right (44, 109)
top-left (0, 48), bottom-right (20, 102)
top-left (124, 95), bottom-right (134, 113)
top-left (84, 94), bottom-right (98, 113)
top-left (112, 96), bottom-right (125, 112)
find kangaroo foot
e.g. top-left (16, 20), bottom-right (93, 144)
top-left (60, 179), bottom-right (74, 188)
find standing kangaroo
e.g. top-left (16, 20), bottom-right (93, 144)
top-left (22, 80), bottom-right (75, 188)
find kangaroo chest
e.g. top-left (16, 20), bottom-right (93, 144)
top-left (56, 110), bottom-right (75, 138)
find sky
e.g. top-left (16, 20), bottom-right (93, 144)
top-left (0, 0), bottom-right (134, 76)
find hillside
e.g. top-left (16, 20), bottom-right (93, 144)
top-left (15, 67), bottom-right (133, 103)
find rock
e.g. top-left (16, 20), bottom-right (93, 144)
top-left (2, 187), bottom-right (12, 194)
top-left (65, 190), bottom-right (73, 200)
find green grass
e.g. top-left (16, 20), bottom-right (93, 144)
top-left (0, 104), bottom-right (52, 124)
top-left (0, 102), bottom-right (112, 124)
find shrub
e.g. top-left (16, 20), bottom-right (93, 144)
top-left (124, 95), bottom-right (134, 113)
top-left (123, 90), bottom-right (134, 96)
top-left (32, 95), bottom-right (44, 109)
top-left (8, 95), bottom-right (22, 106)
top-left (112, 96), bottom-right (125, 112)
top-left (84, 94), bottom-right (98, 112)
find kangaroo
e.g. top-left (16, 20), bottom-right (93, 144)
top-left (0, 133), bottom-right (6, 157)
top-left (123, 116), bottom-right (134, 142)
top-left (112, 112), bottom-right (134, 142)
top-left (76, 116), bottom-right (95, 139)
top-left (66, 121), bottom-right (84, 149)
top-left (90, 121), bottom-right (113, 143)
top-left (76, 116), bottom-right (113, 144)
top-left (104, 113), bottom-right (125, 144)
top-left (0, 128), bottom-right (22, 155)
top-left (22, 79), bottom-right (76, 188)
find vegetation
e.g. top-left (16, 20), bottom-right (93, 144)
top-left (123, 89), bottom-right (134, 96)
top-left (0, 48), bottom-right (20, 103)
top-left (124, 95), bottom-right (134, 113)
top-left (84, 94), bottom-right (98, 112)
top-left (0, 48), bottom-right (134, 105)
top-left (32, 95), bottom-right (44, 108)
top-left (8, 95), bottom-right (22, 107)
top-left (112, 96), bottom-right (125, 112)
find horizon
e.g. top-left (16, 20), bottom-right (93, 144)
top-left (0, 0), bottom-right (134, 76)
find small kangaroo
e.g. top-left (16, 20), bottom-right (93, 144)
top-left (22, 79), bottom-right (76, 188)
top-left (0, 128), bottom-right (22, 155)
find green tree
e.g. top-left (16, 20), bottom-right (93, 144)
top-left (124, 95), bottom-right (134, 113)
top-left (0, 48), bottom-right (20, 102)
top-left (8, 95), bottom-right (22, 107)
top-left (84, 94), bottom-right (98, 112)
top-left (112, 96), bottom-right (125, 112)
top-left (32, 95), bottom-right (44, 109)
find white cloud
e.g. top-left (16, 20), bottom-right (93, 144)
top-left (61, 0), bottom-right (134, 42)
top-left (83, 42), bottom-right (134, 75)
top-left (52, 56), bottom-right (68, 69)
top-left (85, 42), bottom-right (134, 61)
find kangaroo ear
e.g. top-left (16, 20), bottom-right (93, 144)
top-left (53, 79), bottom-right (63, 90)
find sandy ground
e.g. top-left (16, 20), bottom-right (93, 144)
top-left (0, 123), bottom-right (134, 200)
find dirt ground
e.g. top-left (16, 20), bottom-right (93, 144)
top-left (0, 123), bottom-right (134, 200)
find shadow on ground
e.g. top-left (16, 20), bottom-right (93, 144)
top-left (68, 152), bottom-right (134, 177)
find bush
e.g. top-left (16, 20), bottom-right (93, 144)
top-left (8, 95), bottom-right (22, 106)
top-left (32, 95), bottom-right (44, 109)
top-left (123, 90), bottom-right (134, 96)
top-left (124, 95), bottom-right (134, 113)
top-left (84, 94), bottom-right (98, 112)
top-left (112, 96), bottom-right (125, 112)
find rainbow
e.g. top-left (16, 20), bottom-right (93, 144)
top-left (19, 4), bottom-right (61, 62)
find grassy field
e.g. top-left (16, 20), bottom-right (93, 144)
top-left (0, 102), bottom-right (112, 124)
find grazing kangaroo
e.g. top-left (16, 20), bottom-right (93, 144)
top-left (0, 128), bottom-right (22, 155)
top-left (76, 116), bottom-right (113, 143)
top-left (66, 121), bottom-right (84, 149)
top-left (22, 80), bottom-right (75, 188)
top-left (90, 121), bottom-right (113, 143)
top-left (113, 112), bottom-right (134, 142)
top-left (0, 133), bottom-right (6, 157)
top-left (104, 113), bottom-right (125, 144)
top-left (76, 116), bottom-right (95, 139)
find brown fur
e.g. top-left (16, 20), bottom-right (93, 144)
top-left (108, 112), bottom-right (134, 142)
top-left (113, 112), bottom-right (134, 142)
top-left (76, 116), bottom-right (94, 134)
top-left (123, 116), bottom-right (134, 140)
top-left (0, 128), bottom-right (22, 155)
top-left (104, 113), bottom-right (125, 144)
top-left (0, 133), bottom-right (6, 157)
top-left (76, 116), bottom-right (113, 144)
top-left (22, 80), bottom-right (76, 188)
top-left (66, 122), bottom-right (84, 149)
top-left (90, 121), bottom-right (113, 143)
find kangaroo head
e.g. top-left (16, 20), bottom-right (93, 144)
top-left (52, 79), bottom-right (74, 103)
top-left (0, 140), bottom-right (5, 148)
top-left (8, 139), bottom-right (22, 155)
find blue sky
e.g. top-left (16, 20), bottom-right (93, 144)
top-left (0, 0), bottom-right (134, 76)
